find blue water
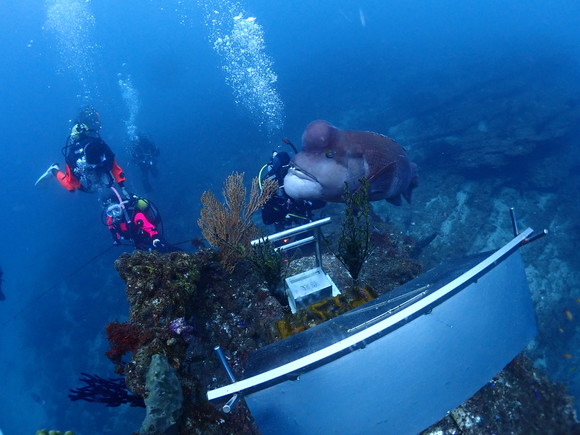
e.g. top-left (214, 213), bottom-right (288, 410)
top-left (1, 1), bottom-right (579, 433)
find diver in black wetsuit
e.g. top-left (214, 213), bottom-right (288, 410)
top-left (128, 134), bottom-right (160, 193)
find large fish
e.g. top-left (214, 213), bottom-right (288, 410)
top-left (283, 120), bottom-right (418, 204)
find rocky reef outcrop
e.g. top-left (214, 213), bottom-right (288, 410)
top-left (109, 216), bottom-right (578, 433)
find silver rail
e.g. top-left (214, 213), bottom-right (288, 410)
top-left (277, 236), bottom-right (316, 252)
top-left (251, 217), bottom-right (332, 268)
top-left (251, 217), bottom-right (332, 245)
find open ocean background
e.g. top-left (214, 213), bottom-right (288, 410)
top-left (1, 1), bottom-right (579, 433)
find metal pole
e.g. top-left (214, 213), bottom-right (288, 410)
top-left (314, 227), bottom-right (323, 268)
top-left (522, 229), bottom-right (549, 245)
top-left (251, 217), bottom-right (332, 245)
top-left (276, 236), bottom-right (316, 252)
top-left (214, 345), bottom-right (236, 383)
top-left (509, 208), bottom-right (519, 237)
top-left (222, 394), bottom-right (240, 413)
top-left (214, 345), bottom-right (241, 413)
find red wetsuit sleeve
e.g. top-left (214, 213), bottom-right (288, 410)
top-left (111, 160), bottom-right (126, 184)
top-left (56, 164), bottom-right (81, 191)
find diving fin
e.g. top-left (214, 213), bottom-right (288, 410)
top-left (35, 164), bottom-right (59, 187)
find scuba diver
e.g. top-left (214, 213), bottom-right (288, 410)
top-left (103, 191), bottom-right (177, 252)
top-left (260, 139), bottom-right (325, 233)
top-left (127, 134), bottom-right (160, 193)
top-left (36, 107), bottom-right (129, 199)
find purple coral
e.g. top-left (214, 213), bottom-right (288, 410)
top-left (169, 317), bottom-right (195, 343)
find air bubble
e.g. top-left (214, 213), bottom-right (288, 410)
top-left (199, 0), bottom-right (285, 136)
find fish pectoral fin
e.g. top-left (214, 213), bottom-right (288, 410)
top-left (366, 161), bottom-right (396, 184)
top-left (365, 162), bottom-right (397, 198)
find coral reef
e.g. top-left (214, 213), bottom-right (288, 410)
top-left (112, 250), bottom-right (200, 397)
top-left (113, 247), bottom-right (284, 433)
top-left (105, 321), bottom-right (145, 372)
top-left (197, 172), bottom-right (277, 273)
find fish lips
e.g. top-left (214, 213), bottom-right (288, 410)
top-left (283, 165), bottom-right (323, 200)
top-left (288, 164), bottom-right (318, 183)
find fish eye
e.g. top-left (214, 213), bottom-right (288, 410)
top-left (325, 150), bottom-right (335, 158)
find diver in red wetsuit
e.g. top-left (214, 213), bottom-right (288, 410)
top-left (104, 195), bottom-right (177, 252)
top-left (36, 107), bottom-right (129, 198)
top-left (54, 123), bottom-right (127, 194)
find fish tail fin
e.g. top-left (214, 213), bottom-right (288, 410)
top-left (402, 162), bottom-right (419, 203)
top-left (402, 187), bottom-right (413, 203)
top-left (410, 162), bottom-right (419, 187)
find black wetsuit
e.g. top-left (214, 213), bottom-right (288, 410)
top-left (129, 136), bottom-right (160, 192)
